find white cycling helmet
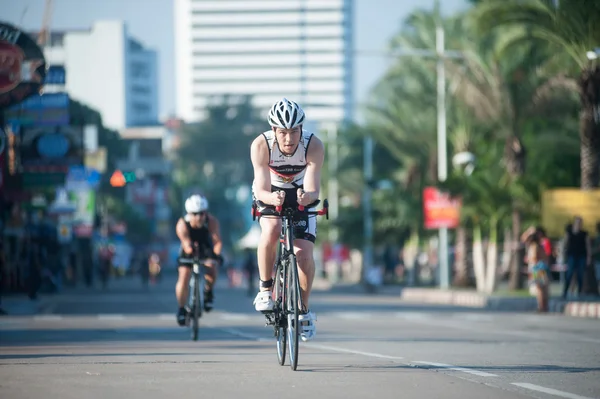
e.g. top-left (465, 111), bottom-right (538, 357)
top-left (268, 97), bottom-right (305, 129)
top-left (185, 194), bottom-right (208, 213)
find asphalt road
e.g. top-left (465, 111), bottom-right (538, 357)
top-left (1, 273), bottom-right (599, 399)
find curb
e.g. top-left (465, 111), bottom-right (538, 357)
top-left (401, 288), bottom-right (488, 308)
top-left (563, 302), bottom-right (600, 319)
top-left (400, 288), bottom-right (600, 319)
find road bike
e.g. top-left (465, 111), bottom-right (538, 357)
top-left (252, 198), bottom-right (328, 370)
top-left (179, 246), bottom-right (213, 341)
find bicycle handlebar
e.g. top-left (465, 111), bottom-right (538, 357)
top-left (178, 243), bottom-right (217, 264)
top-left (251, 199), bottom-right (329, 220)
top-left (178, 257), bottom-right (214, 265)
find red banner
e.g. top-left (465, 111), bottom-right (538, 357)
top-left (423, 187), bottom-right (461, 229)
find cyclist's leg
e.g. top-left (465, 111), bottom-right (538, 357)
top-left (203, 258), bottom-right (218, 290)
top-left (202, 258), bottom-right (218, 311)
top-left (294, 210), bottom-right (318, 341)
top-left (254, 216), bottom-right (281, 311)
top-left (291, 203), bottom-right (317, 307)
top-left (176, 257), bottom-right (192, 325)
top-left (294, 238), bottom-right (316, 309)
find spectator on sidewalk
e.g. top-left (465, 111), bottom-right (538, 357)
top-left (25, 211), bottom-right (42, 300)
top-left (522, 226), bottom-right (550, 312)
top-left (562, 216), bottom-right (591, 299)
top-left (537, 228), bottom-right (554, 265)
top-left (593, 222), bottom-right (600, 291)
top-left (0, 229), bottom-right (6, 315)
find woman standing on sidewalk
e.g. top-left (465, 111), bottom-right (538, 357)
top-left (522, 226), bottom-right (550, 312)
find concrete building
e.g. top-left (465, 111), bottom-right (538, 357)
top-left (174, 0), bottom-right (353, 128)
top-left (41, 20), bottom-right (159, 130)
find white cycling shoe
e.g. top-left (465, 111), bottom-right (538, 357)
top-left (299, 311), bottom-right (317, 342)
top-left (253, 290), bottom-right (274, 312)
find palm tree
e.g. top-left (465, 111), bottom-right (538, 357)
top-left (366, 8), bottom-right (490, 286)
top-left (447, 117), bottom-right (476, 287)
top-left (445, 10), bottom-right (576, 289)
top-left (473, 0), bottom-right (600, 189)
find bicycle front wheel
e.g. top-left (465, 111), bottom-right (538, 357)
top-left (191, 273), bottom-right (201, 341)
top-left (274, 258), bottom-right (287, 366)
top-left (287, 254), bottom-right (300, 371)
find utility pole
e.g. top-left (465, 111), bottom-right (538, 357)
top-left (357, 17), bottom-right (463, 289)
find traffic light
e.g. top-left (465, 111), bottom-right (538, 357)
top-left (123, 171), bottom-right (136, 183)
top-left (110, 170), bottom-right (126, 187)
top-left (109, 170), bottom-right (137, 187)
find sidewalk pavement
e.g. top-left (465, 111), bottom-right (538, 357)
top-left (399, 287), bottom-right (600, 319)
top-left (0, 275), bottom-right (149, 316)
top-left (322, 281), bottom-right (600, 320)
top-left (0, 294), bottom-right (56, 316)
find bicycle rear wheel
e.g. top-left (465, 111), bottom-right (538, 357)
top-left (274, 258), bottom-right (287, 366)
top-left (287, 254), bottom-right (300, 371)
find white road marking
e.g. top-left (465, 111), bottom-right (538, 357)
top-left (337, 312), bottom-right (366, 320)
top-left (218, 313), bottom-right (251, 321)
top-left (97, 314), bottom-right (125, 321)
top-left (395, 312), bottom-right (431, 321)
top-left (33, 315), bottom-right (63, 321)
top-left (219, 327), bottom-right (270, 342)
top-left (511, 383), bottom-right (597, 399)
top-left (413, 361), bottom-right (498, 377)
top-left (454, 313), bottom-right (494, 322)
top-left (307, 343), bottom-right (405, 361)
top-left (218, 327), bottom-right (404, 360)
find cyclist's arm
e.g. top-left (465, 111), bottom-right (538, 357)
top-left (302, 136), bottom-right (325, 203)
top-left (176, 218), bottom-right (193, 256)
top-left (208, 214), bottom-right (222, 256)
top-left (250, 136), bottom-right (275, 204)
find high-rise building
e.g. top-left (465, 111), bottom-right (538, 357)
top-left (41, 20), bottom-right (159, 130)
top-left (174, 0), bottom-right (353, 128)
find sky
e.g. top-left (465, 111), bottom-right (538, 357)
top-left (1, 0), bottom-right (469, 121)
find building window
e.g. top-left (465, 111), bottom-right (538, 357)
top-left (131, 85), bottom-right (151, 95)
top-left (130, 62), bottom-right (149, 78)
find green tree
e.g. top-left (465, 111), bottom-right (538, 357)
top-left (446, 11), bottom-right (576, 289)
top-left (473, 0), bottom-right (600, 189)
top-left (172, 95), bottom-right (264, 249)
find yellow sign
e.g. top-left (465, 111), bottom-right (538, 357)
top-left (541, 189), bottom-right (600, 238)
top-left (85, 147), bottom-right (107, 173)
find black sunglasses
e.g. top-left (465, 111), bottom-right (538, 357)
top-left (191, 211), bottom-right (206, 216)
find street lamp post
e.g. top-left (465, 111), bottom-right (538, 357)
top-left (362, 135), bottom-right (374, 284)
top-left (436, 25), bottom-right (450, 289)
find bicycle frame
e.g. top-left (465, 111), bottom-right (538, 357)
top-left (252, 200), bottom-right (329, 313)
top-left (279, 207), bottom-right (306, 311)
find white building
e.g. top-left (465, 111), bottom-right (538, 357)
top-left (174, 0), bottom-right (353, 128)
top-left (41, 21), bottom-right (159, 130)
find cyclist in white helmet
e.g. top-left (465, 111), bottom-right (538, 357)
top-left (174, 194), bottom-right (223, 326)
top-left (249, 97), bottom-right (324, 341)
